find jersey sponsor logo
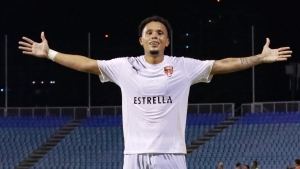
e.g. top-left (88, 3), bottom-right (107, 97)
top-left (164, 65), bottom-right (173, 77)
top-left (134, 96), bottom-right (172, 104)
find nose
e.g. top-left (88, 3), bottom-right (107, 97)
top-left (151, 32), bottom-right (158, 39)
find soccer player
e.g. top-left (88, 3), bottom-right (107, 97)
top-left (236, 162), bottom-right (242, 169)
top-left (18, 16), bottom-right (292, 169)
top-left (243, 164), bottom-right (250, 169)
top-left (295, 159), bottom-right (300, 169)
top-left (251, 161), bottom-right (259, 169)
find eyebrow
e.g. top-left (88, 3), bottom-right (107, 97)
top-left (146, 29), bottom-right (164, 32)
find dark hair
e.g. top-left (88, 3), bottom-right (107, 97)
top-left (236, 163), bottom-right (241, 167)
top-left (244, 165), bottom-right (250, 169)
top-left (138, 16), bottom-right (172, 39)
top-left (253, 161), bottom-right (258, 166)
top-left (295, 159), bottom-right (300, 165)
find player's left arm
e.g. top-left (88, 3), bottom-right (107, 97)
top-left (210, 38), bottom-right (292, 75)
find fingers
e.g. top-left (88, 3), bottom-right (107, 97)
top-left (279, 50), bottom-right (293, 55)
top-left (264, 38), bottom-right (270, 48)
top-left (278, 48), bottom-right (292, 58)
top-left (278, 47), bottom-right (291, 51)
top-left (22, 51), bottom-right (34, 55)
top-left (18, 41), bottom-right (32, 48)
top-left (279, 55), bottom-right (292, 58)
top-left (18, 41), bottom-right (33, 53)
top-left (18, 46), bottom-right (32, 52)
top-left (41, 31), bottom-right (46, 41)
top-left (22, 37), bottom-right (35, 44)
top-left (278, 54), bottom-right (292, 59)
top-left (276, 58), bottom-right (288, 61)
top-left (277, 46), bottom-right (292, 58)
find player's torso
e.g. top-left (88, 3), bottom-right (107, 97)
top-left (119, 56), bottom-right (189, 108)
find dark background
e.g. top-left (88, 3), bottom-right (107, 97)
top-left (0, 0), bottom-right (299, 107)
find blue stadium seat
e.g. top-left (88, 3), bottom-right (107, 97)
top-left (186, 112), bottom-right (300, 168)
top-left (0, 116), bottom-right (71, 168)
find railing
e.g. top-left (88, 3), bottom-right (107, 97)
top-left (241, 101), bottom-right (300, 114)
top-left (0, 103), bottom-right (235, 118)
top-left (187, 103), bottom-right (234, 116)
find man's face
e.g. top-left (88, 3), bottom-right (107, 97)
top-left (139, 21), bottom-right (170, 56)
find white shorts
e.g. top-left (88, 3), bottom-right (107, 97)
top-left (123, 153), bottom-right (187, 169)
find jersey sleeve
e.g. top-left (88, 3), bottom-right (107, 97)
top-left (183, 57), bottom-right (215, 84)
top-left (97, 58), bottom-right (126, 85)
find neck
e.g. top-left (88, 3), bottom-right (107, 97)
top-left (144, 53), bottom-right (164, 64)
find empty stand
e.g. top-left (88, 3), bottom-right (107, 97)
top-left (0, 116), bottom-right (71, 169)
top-left (34, 115), bottom-right (124, 169)
top-left (186, 112), bottom-right (300, 169)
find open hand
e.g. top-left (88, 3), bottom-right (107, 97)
top-left (18, 32), bottom-right (49, 58)
top-left (260, 38), bottom-right (292, 63)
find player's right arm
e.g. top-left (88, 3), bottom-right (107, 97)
top-left (18, 32), bottom-right (100, 75)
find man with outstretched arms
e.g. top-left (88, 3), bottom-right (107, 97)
top-left (19, 16), bottom-right (292, 169)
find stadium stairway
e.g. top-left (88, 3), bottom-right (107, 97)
top-left (15, 119), bottom-right (84, 169)
top-left (187, 116), bottom-right (239, 153)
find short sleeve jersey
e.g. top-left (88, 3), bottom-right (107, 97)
top-left (97, 55), bottom-right (214, 154)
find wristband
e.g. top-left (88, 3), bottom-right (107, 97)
top-left (48, 49), bottom-right (58, 61)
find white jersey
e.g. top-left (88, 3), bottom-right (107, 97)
top-left (97, 55), bottom-right (214, 154)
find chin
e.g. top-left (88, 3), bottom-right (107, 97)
top-left (150, 50), bottom-right (159, 55)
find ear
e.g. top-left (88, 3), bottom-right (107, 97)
top-left (166, 38), bottom-right (170, 47)
top-left (139, 37), bottom-right (143, 46)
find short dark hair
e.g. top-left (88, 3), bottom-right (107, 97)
top-left (253, 161), bottom-right (258, 166)
top-left (236, 163), bottom-right (241, 167)
top-left (295, 159), bottom-right (300, 165)
top-left (138, 16), bottom-right (172, 39)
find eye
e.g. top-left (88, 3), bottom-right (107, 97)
top-left (147, 31), bottom-right (152, 35)
top-left (158, 31), bottom-right (163, 35)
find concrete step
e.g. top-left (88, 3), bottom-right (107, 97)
top-left (197, 137), bottom-right (211, 141)
top-left (187, 149), bottom-right (193, 153)
top-left (220, 121), bottom-right (234, 125)
top-left (48, 138), bottom-right (62, 143)
top-left (60, 126), bottom-right (75, 131)
top-left (71, 119), bottom-right (84, 123)
top-left (52, 134), bottom-right (66, 139)
top-left (66, 123), bottom-right (79, 127)
top-left (204, 133), bottom-right (217, 137)
top-left (215, 125), bottom-right (229, 129)
top-left (18, 162), bottom-right (34, 167)
top-left (23, 158), bottom-right (39, 163)
top-left (210, 128), bottom-right (223, 133)
top-left (33, 150), bottom-right (48, 155)
top-left (38, 146), bottom-right (53, 151)
top-left (191, 140), bottom-right (205, 145)
top-left (15, 167), bottom-right (30, 169)
top-left (29, 154), bottom-right (44, 158)
top-left (42, 142), bottom-right (57, 147)
top-left (57, 130), bottom-right (72, 135)
top-left (228, 117), bottom-right (239, 121)
top-left (187, 145), bottom-right (199, 149)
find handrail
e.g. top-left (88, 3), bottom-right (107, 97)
top-left (0, 103), bottom-right (234, 118)
top-left (241, 101), bottom-right (300, 114)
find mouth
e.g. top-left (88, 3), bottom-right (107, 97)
top-left (149, 41), bottom-right (160, 47)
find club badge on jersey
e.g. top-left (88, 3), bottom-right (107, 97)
top-left (164, 65), bottom-right (173, 77)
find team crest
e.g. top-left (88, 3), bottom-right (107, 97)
top-left (164, 65), bottom-right (173, 77)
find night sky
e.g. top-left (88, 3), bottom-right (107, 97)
top-left (0, 0), bottom-right (299, 107)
